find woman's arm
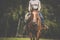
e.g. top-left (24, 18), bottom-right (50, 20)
top-left (28, 1), bottom-right (31, 12)
top-left (38, 1), bottom-right (41, 11)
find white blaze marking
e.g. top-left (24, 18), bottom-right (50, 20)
top-left (33, 12), bottom-right (36, 22)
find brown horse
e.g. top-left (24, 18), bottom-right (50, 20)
top-left (26, 10), bottom-right (42, 40)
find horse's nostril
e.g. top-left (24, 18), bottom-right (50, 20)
top-left (32, 22), bottom-right (37, 27)
top-left (33, 21), bottom-right (36, 24)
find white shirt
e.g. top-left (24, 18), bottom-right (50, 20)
top-left (28, 0), bottom-right (41, 11)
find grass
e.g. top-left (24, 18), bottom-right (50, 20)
top-left (0, 38), bottom-right (59, 40)
top-left (0, 38), bottom-right (30, 40)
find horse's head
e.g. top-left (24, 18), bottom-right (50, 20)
top-left (31, 10), bottom-right (39, 24)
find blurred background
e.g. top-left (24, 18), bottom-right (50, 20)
top-left (0, 0), bottom-right (60, 39)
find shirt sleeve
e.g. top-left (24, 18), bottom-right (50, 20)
top-left (38, 1), bottom-right (41, 11)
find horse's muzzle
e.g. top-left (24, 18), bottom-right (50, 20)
top-left (32, 22), bottom-right (37, 26)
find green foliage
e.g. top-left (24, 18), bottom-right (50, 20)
top-left (19, 5), bottom-right (23, 15)
top-left (12, 10), bottom-right (18, 21)
top-left (40, 4), bottom-right (59, 38)
top-left (41, 4), bottom-right (57, 27)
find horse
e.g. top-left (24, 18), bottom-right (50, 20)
top-left (26, 9), bottom-right (42, 40)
